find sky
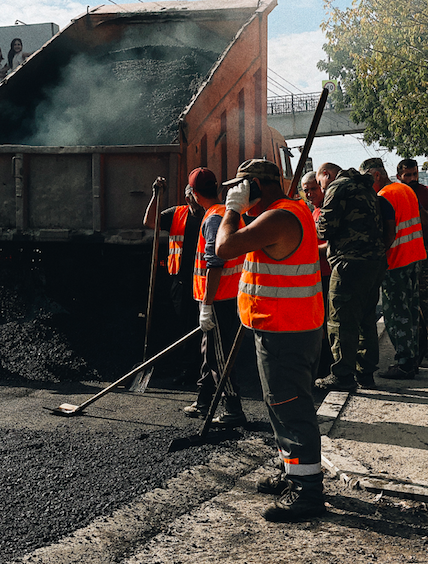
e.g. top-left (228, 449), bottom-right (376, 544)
top-left (0, 0), bottom-right (424, 177)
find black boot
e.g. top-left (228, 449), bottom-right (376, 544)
top-left (262, 472), bottom-right (326, 522)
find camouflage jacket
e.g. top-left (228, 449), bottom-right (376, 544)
top-left (316, 168), bottom-right (385, 266)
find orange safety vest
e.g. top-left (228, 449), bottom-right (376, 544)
top-left (193, 204), bottom-right (245, 302)
top-left (238, 199), bottom-right (324, 333)
top-left (378, 182), bottom-right (427, 270)
top-left (167, 205), bottom-right (189, 275)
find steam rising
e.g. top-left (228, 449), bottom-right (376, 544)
top-left (26, 45), bottom-right (218, 146)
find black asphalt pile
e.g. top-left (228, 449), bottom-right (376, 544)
top-left (109, 45), bottom-right (218, 144)
top-left (0, 244), bottom-right (175, 385)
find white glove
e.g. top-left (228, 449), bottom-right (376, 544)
top-left (225, 179), bottom-right (260, 214)
top-left (199, 304), bottom-right (216, 332)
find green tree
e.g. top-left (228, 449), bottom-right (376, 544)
top-left (318, 0), bottom-right (428, 157)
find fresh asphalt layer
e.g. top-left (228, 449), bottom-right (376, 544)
top-left (3, 320), bottom-right (428, 563)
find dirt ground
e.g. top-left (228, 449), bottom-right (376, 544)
top-left (1, 245), bottom-right (428, 563)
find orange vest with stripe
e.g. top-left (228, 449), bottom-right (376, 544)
top-left (238, 199), bottom-right (324, 333)
top-left (378, 182), bottom-right (426, 270)
top-left (168, 205), bottom-right (189, 275)
top-left (193, 204), bottom-right (245, 302)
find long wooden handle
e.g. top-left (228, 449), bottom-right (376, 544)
top-left (142, 187), bottom-right (162, 361)
top-left (77, 327), bottom-right (201, 413)
top-left (287, 88), bottom-right (329, 199)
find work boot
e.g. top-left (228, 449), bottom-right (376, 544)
top-left (378, 364), bottom-right (415, 380)
top-left (314, 373), bottom-right (357, 392)
top-left (257, 470), bottom-right (289, 495)
top-left (183, 388), bottom-right (213, 418)
top-left (211, 395), bottom-right (247, 428)
top-left (355, 372), bottom-right (376, 389)
top-left (262, 473), bottom-right (326, 522)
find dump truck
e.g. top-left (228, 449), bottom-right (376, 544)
top-left (0, 0), bottom-right (292, 246)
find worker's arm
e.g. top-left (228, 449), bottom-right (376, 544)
top-left (216, 180), bottom-right (301, 260)
top-left (142, 177), bottom-right (166, 229)
top-left (216, 208), bottom-right (302, 261)
top-left (316, 183), bottom-right (343, 241)
top-left (199, 215), bottom-right (225, 332)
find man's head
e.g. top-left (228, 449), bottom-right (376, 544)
top-left (223, 158), bottom-right (281, 188)
top-left (396, 158), bottom-right (419, 187)
top-left (301, 171), bottom-right (324, 208)
top-left (223, 159), bottom-right (282, 215)
top-left (359, 157), bottom-right (389, 192)
top-left (187, 167), bottom-right (218, 201)
top-left (315, 163), bottom-right (341, 191)
top-left (185, 184), bottom-right (203, 216)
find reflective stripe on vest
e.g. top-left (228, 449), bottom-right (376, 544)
top-left (168, 206), bottom-right (189, 275)
top-left (378, 182), bottom-right (426, 269)
top-left (193, 203), bottom-right (245, 301)
top-left (238, 199), bottom-right (324, 333)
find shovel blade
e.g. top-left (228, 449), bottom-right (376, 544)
top-left (44, 403), bottom-right (82, 417)
top-left (129, 366), bottom-right (154, 393)
top-left (167, 434), bottom-right (203, 453)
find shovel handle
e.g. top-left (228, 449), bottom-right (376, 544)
top-left (76, 327), bottom-right (201, 412)
top-left (286, 88), bottom-right (329, 199)
top-left (198, 324), bottom-right (246, 439)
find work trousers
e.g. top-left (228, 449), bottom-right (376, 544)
top-left (197, 298), bottom-right (240, 398)
top-left (382, 262), bottom-right (420, 367)
top-left (328, 258), bottom-right (387, 378)
top-left (170, 276), bottom-right (201, 374)
top-left (254, 328), bottom-right (322, 477)
top-left (418, 258), bottom-right (428, 360)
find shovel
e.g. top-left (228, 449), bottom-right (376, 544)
top-left (130, 182), bottom-right (163, 392)
top-left (168, 323), bottom-right (246, 452)
top-left (45, 327), bottom-right (201, 417)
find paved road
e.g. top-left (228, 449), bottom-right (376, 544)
top-left (2, 326), bottom-right (428, 564)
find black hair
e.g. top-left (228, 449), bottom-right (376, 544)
top-left (8, 38), bottom-right (22, 69)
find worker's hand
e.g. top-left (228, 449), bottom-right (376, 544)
top-left (225, 179), bottom-right (260, 214)
top-left (199, 304), bottom-right (216, 332)
top-left (152, 177), bottom-right (167, 195)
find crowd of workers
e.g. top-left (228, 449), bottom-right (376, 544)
top-left (142, 155), bottom-right (427, 524)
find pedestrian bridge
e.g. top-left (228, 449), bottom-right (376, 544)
top-left (267, 92), bottom-right (365, 140)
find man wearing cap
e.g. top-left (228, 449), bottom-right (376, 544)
top-left (217, 159), bottom-right (325, 522)
top-left (183, 167), bottom-right (247, 428)
top-left (359, 158), bottom-right (426, 379)
top-left (143, 177), bottom-right (204, 384)
top-left (396, 158), bottom-right (428, 363)
top-left (315, 163), bottom-right (387, 391)
top-left (301, 171), bottom-right (333, 379)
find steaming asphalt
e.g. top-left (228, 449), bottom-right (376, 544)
top-left (0, 331), bottom-right (286, 564)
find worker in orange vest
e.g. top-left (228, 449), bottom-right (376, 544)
top-left (217, 159), bottom-right (325, 522)
top-left (360, 158), bottom-right (427, 379)
top-left (183, 167), bottom-right (247, 428)
top-left (143, 178), bottom-right (204, 384)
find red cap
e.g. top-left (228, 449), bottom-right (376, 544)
top-left (188, 167), bottom-right (217, 194)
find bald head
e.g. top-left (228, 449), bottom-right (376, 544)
top-left (316, 162), bottom-right (341, 191)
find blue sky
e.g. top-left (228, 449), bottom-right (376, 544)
top-left (0, 1), bottom-right (425, 175)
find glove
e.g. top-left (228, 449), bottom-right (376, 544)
top-left (152, 177), bottom-right (167, 195)
top-left (199, 304), bottom-right (216, 332)
top-left (225, 179), bottom-right (260, 214)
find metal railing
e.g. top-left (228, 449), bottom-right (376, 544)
top-left (267, 92), bottom-right (350, 115)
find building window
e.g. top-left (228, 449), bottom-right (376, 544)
top-left (239, 89), bottom-right (245, 164)
top-left (254, 69), bottom-right (262, 158)
top-left (200, 134), bottom-right (207, 167)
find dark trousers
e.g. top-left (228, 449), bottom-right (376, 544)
top-left (382, 262), bottom-right (420, 367)
top-left (170, 277), bottom-right (201, 373)
top-left (254, 328), bottom-right (322, 477)
top-left (328, 258), bottom-right (387, 377)
top-left (197, 299), bottom-right (240, 398)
